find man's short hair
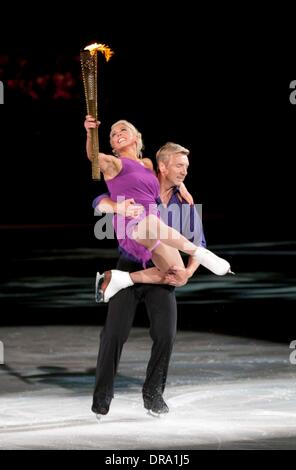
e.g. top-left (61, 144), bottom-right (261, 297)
top-left (156, 142), bottom-right (189, 166)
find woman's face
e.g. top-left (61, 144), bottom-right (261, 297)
top-left (110, 123), bottom-right (137, 153)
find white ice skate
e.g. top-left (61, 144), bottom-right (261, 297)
top-left (95, 270), bottom-right (134, 303)
top-left (192, 246), bottom-right (234, 276)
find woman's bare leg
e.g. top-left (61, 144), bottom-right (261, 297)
top-left (130, 243), bottom-right (184, 284)
top-left (132, 214), bottom-right (199, 255)
top-left (99, 213), bottom-right (232, 303)
top-left (98, 244), bottom-right (184, 302)
top-left (130, 267), bottom-right (164, 284)
top-left (132, 214), bottom-right (231, 276)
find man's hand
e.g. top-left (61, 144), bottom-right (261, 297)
top-left (164, 266), bottom-right (190, 287)
top-left (117, 198), bottom-right (145, 218)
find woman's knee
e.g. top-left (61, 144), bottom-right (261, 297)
top-left (152, 243), bottom-right (185, 271)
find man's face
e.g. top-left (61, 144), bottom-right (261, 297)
top-left (161, 153), bottom-right (189, 186)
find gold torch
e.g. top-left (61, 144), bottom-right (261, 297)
top-left (80, 42), bottom-right (114, 180)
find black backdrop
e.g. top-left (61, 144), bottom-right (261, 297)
top-left (0, 8), bottom-right (294, 239)
top-left (0, 6), bottom-right (295, 336)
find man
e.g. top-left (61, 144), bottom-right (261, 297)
top-left (91, 142), bottom-right (206, 418)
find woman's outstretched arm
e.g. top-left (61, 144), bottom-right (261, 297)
top-left (84, 115), bottom-right (122, 177)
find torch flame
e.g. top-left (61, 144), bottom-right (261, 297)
top-left (84, 42), bottom-right (114, 61)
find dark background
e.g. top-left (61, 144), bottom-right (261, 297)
top-left (0, 5), bottom-right (295, 339)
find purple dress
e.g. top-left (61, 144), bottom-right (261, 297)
top-left (105, 157), bottom-right (160, 267)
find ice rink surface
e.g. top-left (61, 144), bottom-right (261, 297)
top-left (1, 326), bottom-right (296, 450)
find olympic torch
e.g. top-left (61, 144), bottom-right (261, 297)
top-left (80, 43), bottom-right (114, 180)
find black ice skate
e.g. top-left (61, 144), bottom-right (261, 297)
top-left (144, 395), bottom-right (169, 417)
top-left (92, 400), bottom-right (110, 421)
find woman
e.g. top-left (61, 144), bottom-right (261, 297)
top-left (85, 116), bottom-right (232, 302)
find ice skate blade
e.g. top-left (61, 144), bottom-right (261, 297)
top-left (96, 290), bottom-right (105, 303)
top-left (147, 410), bottom-right (166, 418)
top-left (95, 414), bottom-right (103, 421)
top-left (95, 272), bottom-right (105, 303)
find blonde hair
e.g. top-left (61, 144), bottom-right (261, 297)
top-left (156, 142), bottom-right (189, 166)
top-left (110, 120), bottom-right (144, 157)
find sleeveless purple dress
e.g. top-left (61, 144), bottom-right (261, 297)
top-left (105, 157), bottom-right (160, 267)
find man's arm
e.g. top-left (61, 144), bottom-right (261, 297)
top-left (93, 193), bottom-right (145, 218)
top-left (163, 198), bottom-right (206, 286)
top-left (93, 193), bottom-right (114, 214)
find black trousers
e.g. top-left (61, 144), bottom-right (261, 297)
top-left (92, 256), bottom-right (177, 408)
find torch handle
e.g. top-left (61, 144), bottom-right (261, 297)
top-left (90, 127), bottom-right (100, 181)
top-left (80, 46), bottom-right (113, 181)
